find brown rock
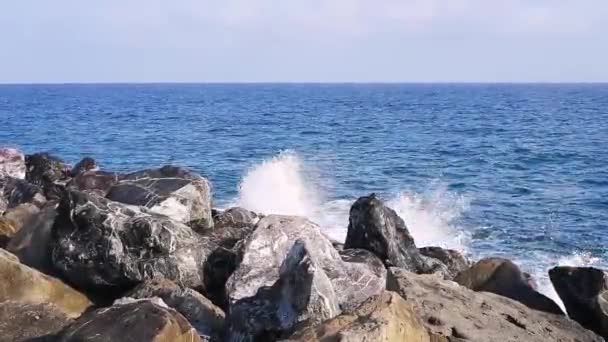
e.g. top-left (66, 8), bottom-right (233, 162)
top-left (454, 257), bottom-right (563, 314)
top-left (387, 267), bottom-right (602, 342)
top-left (0, 300), bottom-right (72, 342)
top-left (0, 248), bottom-right (91, 318)
top-left (56, 300), bottom-right (201, 342)
top-left (284, 291), bottom-right (441, 342)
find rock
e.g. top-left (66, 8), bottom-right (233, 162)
top-left (67, 170), bottom-right (122, 195)
top-left (7, 202), bottom-right (59, 273)
top-left (25, 152), bottom-right (70, 186)
top-left (284, 291), bottom-right (438, 342)
top-left (0, 248), bottom-right (91, 318)
top-left (338, 248), bottom-right (387, 312)
top-left (51, 189), bottom-right (216, 295)
top-left (454, 257), bottom-right (563, 315)
top-left (212, 207), bottom-right (259, 230)
top-left (69, 157), bottom-right (98, 177)
top-left (56, 299), bottom-right (201, 342)
top-left (0, 217), bottom-right (17, 247)
top-left (344, 194), bottom-right (430, 273)
top-left (225, 215), bottom-right (385, 341)
top-left (0, 176), bottom-right (46, 213)
top-left (0, 147), bottom-right (26, 179)
top-left (386, 267), bottom-right (601, 342)
top-left (0, 301), bottom-right (72, 342)
top-left (419, 246), bottom-right (471, 279)
top-left (127, 278), bottom-right (225, 341)
top-left (106, 165), bottom-right (213, 225)
top-left (1, 203), bottom-right (41, 247)
top-left (549, 266), bottom-right (608, 338)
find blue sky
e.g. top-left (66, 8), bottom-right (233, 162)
top-left (1, 0), bottom-right (607, 83)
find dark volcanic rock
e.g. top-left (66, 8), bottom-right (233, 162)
top-left (0, 176), bottom-right (46, 213)
top-left (69, 157), bottom-right (98, 177)
top-left (0, 301), bottom-right (73, 342)
top-left (419, 246), bottom-right (471, 279)
top-left (0, 147), bottom-right (26, 179)
top-left (106, 165), bottom-right (213, 225)
top-left (25, 152), bottom-right (70, 186)
top-left (225, 215), bottom-right (385, 341)
top-left (344, 194), bottom-right (430, 273)
top-left (67, 170), bottom-right (122, 195)
top-left (7, 202), bottom-right (59, 273)
top-left (549, 266), bottom-right (608, 338)
top-left (57, 299), bottom-right (201, 342)
top-left (212, 207), bottom-right (259, 230)
top-left (454, 257), bottom-right (563, 315)
top-left (387, 267), bottom-right (603, 342)
top-left (50, 189), bottom-right (216, 295)
top-left (127, 278), bottom-right (225, 341)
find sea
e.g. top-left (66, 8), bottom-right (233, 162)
top-left (1, 83), bottom-right (607, 309)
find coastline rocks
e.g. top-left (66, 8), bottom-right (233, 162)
top-left (0, 147), bottom-right (26, 179)
top-left (127, 278), bottom-right (225, 340)
top-left (50, 189), bottom-right (216, 294)
top-left (212, 207), bottom-right (259, 230)
top-left (0, 176), bottom-right (46, 212)
top-left (344, 194), bottom-right (429, 273)
top-left (454, 257), bottom-right (563, 315)
top-left (57, 299), bottom-right (201, 342)
top-left (0, 248), bottom-right (91, 318)
top-left (67, 170), bottom-right (121, 195)
top-left (106, 165), bottom-right (213, 225)
top-left (338, 248), bottom-right (387, 312)
top-left (549, 266), bottom-right (608, 338)
top-left (0, 301), bottom-right (73, 342)
top-left (284, 291), bottom-right (437, 342)
top-left (419, 246), bottom-right (471, 279)
top-left (386, 267), bottom-right (603, 342)
top-left (225, 215), bottom-right (385, 340)
top-left (25, 152), bottom-right (70, 186)
top-left (69, 157), bottom-right (98, 177)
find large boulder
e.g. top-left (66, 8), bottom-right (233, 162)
top-left (127, 278), bottom-right (225, 341)
top-left (212, 207), bottom-right (259, 230)
top-left (0, 147), bottom-right (26, 179)
top-left (0, 248), bottom-right (91, 318)
top-left (419, 246), bottom-right (471, 279)
top-left (0, 176), bottom-right (46, 213)
top-left (344, 194), bottom-right (430, 273)
top-left (337, 248), bottom-right (387, 312)
top-left (106, 165), bottom-right (213, 226)
top-left (454, 257), bottom-right (563, 315)
top-left (386, 268), bottom-right (601, 342)
top-left (0, 301), bottom-right (73, 342)
top-left (25, 152), bottom-right (70, 186)
top-left (56, 299), bottom-right (201, 342)
top-left (549, 266), bottom-right (608, 338)
top-left (50, 189), bottom-right (216, 295)
top-left (67, 170), bottom-right (122, 195)
top-left (7, 202), bottom-right (59, 273)
top-left (69, 157), bottom-right (98, 177)
top-left (284, 291), bottom-right (438, 342)
top-left (225, 215), bottom-right (385, 340)
top-left (0, 203), bottom-right (40, 247)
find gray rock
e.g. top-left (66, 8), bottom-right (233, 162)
top-left (0, 147), bottom-right (26, 179)
top-left (0, 301), bottom-right (72, 342)
top-left (212, 207), bottom-right (259, 230)
top-left (549, 266), bottom-right (608, 339)
top-left (454, 257), bottom-right (563, 315)
top-left (69, 157), bottom-right (98, 177)
top-left (0, 176), bottom-right (46, 213)
top-left (56, 299), bottom-right (201, 342)
top-left (127, 278), bottom-right (225, 341)
top-left (344, 194), bottom-right (430, 273)
top-left (25, 152), bottom-right (70, 187)
top-left (227, 240), bottom-right (340, 342)
top-left (338, 248), bottom-right (387, 312)
top-left (386, 267), bottom-right (601, 342)
top-left (225, 215), bottom-right (385, 341)
top-left (50, 189), bottom-right (216, 295)
top-left (106, 165), bottom-right (213, 226)
top-left (419, 246), bottom-right (471, 279)
top-left (67, 170), bottom-right (122, 195)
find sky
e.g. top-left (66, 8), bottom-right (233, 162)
top-left (1, 0), bottom-right (607, 83)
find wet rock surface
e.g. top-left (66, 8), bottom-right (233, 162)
top-left (0, 301), bottom-right (72, 342)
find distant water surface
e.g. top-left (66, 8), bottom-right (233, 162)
top-left (1, 83), bottom-right (607, 306)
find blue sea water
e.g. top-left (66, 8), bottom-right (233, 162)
top-left (1, 83), bottom-right (607, 304)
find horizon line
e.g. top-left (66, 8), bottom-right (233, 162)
top-left (1, 81), bottom-right (608, 86)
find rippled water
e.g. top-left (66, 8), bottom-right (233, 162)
top-left (1, 83), bottom-right (607, 305)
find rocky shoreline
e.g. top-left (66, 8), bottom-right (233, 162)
top-left (0, 146), bottom-right (606, 342)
